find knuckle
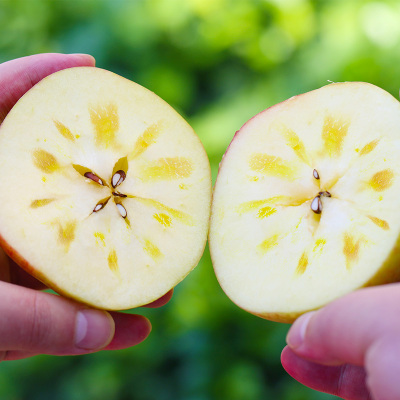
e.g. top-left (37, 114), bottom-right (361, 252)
top-left (26, 292), bottom-right (52, 349)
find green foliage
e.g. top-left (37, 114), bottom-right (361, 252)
top-left (0, 0), bottom-right (399, 398)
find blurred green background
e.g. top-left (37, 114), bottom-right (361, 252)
top-left (0, 0), bottom-right (399, 399)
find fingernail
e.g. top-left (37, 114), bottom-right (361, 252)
top-left (69, 54), bottom-right (96, 65)
top-left (75, 309), bottom-right (115, 350)
top-left (286, 311), bottom-right (315, 349)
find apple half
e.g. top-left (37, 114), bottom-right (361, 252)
top-left (210, 82), bottom-right (400, 323)
top-left (0, 67), bottom-right (211, 310)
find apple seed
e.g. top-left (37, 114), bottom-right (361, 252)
top-left (84, 171), bottom-right (104, 186)
top-left (116, 202), bottom-right (127, 218)
top-left (112, 170), bottom-right (126, 188)
top-left (311, 196), bottom-right (322, 214)
top-left (94, 203), bottom-right (104, 212)
top-left (319, 191), bottom-right (331, 197)
top-left (112, 191), bottom-right (127, 198)
top-left (313, 169), bottom-right (320, 179)
top-left (93, 196), bottom-right (111, 213)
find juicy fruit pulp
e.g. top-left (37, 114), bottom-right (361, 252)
top-left (0, 67), bottom-right (211, 309)
top-left (210, 82), bottom-right (400, 323)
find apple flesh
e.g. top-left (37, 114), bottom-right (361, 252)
top-left (210, 82), bottom-right (400, 323)
top-left (0, 67), bottom-right (211, 310)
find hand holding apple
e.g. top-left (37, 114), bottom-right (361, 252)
top-left (0, 53), bottom-right (173, 360)
top-left (0, 56), bottom-right (211, 310)
top-left (282, 283), bottom-right (400, 400)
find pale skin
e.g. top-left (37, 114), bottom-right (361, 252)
top-left (0, 53), bottom-right (172, 361)
top-left (282, 283), bottom-right (400, 400)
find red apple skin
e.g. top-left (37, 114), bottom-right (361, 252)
top-left (210, 93), bottom-right (305, 324)
top-left (0, 231), bottom-right (60, 290)
top-left (249, 234), bottom-right (400, 324)
top-left (0, 230), bottom-right (90, 304)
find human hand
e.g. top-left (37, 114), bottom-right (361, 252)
top-left (0, 53), bottom-right (172, 361)
top-left (281, 283), bottom-right (400, 400)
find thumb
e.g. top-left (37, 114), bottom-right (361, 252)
top-left (0, 281), bottom-right (115, 356)
top-left (286, 284), bottom-right (400, 367)
top-left (285, 284), bottom-right (400, 399)
top-left (0, 53), bottom-right (95, 123)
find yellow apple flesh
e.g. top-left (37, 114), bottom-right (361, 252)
top-left (210, 82), bottom-right (400, 323)
top-left (0, 67), bottom-right (212, 310)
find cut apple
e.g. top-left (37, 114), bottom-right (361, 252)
top-left (0, 67), bottom-right (211, 310)
top-left (210, 82), bottom-right (400, 323)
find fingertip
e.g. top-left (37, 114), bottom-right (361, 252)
top-left (286, 311), bottom-right (315, 350)
top-left (143, 316), bottom-right (152, 338)
top-left (280, 345), bottom-right (291, 372)
top-left (281, 347), bottom-right (370, 400)
top-left (143, 289), bottom-right (174, 308)
top-left (136, 315), bottom-right (152, 341)
top-left (74, 309), bottom-right (115, 351)
top-left (105, 313), bottom-right (152, 351)
top-left (0, 53), bottom-right (98, 123)
top-left (68, 53), bottom-right (96, 67)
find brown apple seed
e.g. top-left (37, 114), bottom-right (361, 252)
top-left (311, 196), bottom-right (322, 214)
top-left (93, 196), bottom-right (111, 213)
top-left (112, 170), bottom-right (126, 188)
top-left (84, 172), bottom-right (104, 186)
top-left (112, 191), bottom-right (127, 198)
top-left (318, 191), bottom-right (331, 197)
top-left (116, 202), bottom-right (127, 218)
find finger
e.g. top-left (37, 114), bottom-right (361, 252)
top-left (286, 284), bottom-right (400, 366)
top-left (2, 312), bottom-right (152, 359)
top-left (4, 313), bottom-right (152, 357)
top-left (0, 281), bottom-right (114, 355)
top-left (104, 312), bottom-right (151, 351)
top-left (281, 346), bottom-right (371, 400)
top-left (142, 289), bottom-right (173, 308)
top-left (0, 247), bottom-right (47, 290)
top-left (364, 335), bottom-right (400, 400)
top-left (0, 247), bottom-right (11, 282)
top-left (3, 350), bottom-right (38, 361)
top-left (8, 258), bottom-right (47, 290)
top-left (0, 53), bottom-right (95, 123)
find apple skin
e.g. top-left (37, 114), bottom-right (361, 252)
top-left (210, 99), bottom-right (300, 324)
top-left (251, 236), bottom-right (400, 324)
top-left (245, 221), bottom-right (400, 324)
top-left (210, 96), bottom-right (299, 324)
top-left (0, 232), bottom-right (108, 306)
top-left (209, 82), bottom-right (400, 324)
